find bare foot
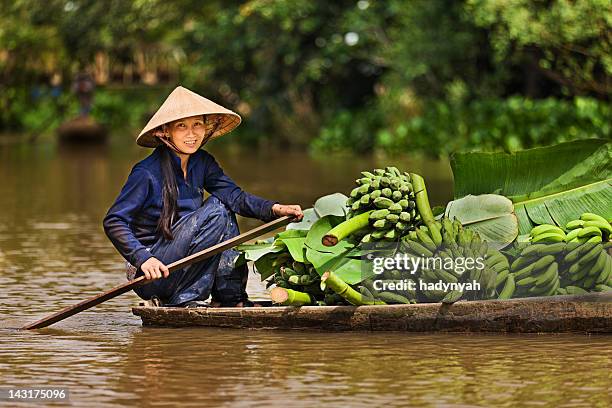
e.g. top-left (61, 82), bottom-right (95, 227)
top-left (234, 301), bottom-right (262, 308)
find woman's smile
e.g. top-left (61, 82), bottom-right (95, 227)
top-left (167, 115), bottom-right (206, 154)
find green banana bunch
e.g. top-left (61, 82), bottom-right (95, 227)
top-left (559, 241), bottom-right (612, 291)
top-left (565, 213), bottom-right (612, 244)
top-left (401, 218), bottom-right (500, 302)
top-left (557, 213), bottom-right (612, 291)
top-left (346, 167), bottom-right (420, 242)
top-left (510, 223), bottom-right (568, 297)
top-left (506, 214), bottom-right (612, 297)
top-left (529, 224), bottom-right (566, 243)
top-left (362, 271), bottom-right (418, 304)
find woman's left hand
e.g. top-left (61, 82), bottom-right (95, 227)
top-left (272, 204), bottom-right (303, 221)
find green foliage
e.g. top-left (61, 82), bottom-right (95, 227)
top-left (1, 0), bottom-right (610, 155)
top-left (374, 97), bottom-right (611, 156)
top-left (90, 86), bottom-right (173, 131)
top-left (311, 108), bottom-right (381, 154)
top-left (0, 85), bottom-right (170, 134)
top-left (466, 0), bottom-right (612, 96)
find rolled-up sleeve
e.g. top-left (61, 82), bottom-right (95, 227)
top-left (103, 166), bottom-right (154, 268)
top-left (204, 154), bottom-right (278, 222)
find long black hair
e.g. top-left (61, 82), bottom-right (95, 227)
top-left (157, 145), bottom-right (178, 240)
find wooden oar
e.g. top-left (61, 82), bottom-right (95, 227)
top-left (22, 216), bottom-right (294, 330)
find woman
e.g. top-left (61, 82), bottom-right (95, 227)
top-left (103, 86), bottom-right (303, 307)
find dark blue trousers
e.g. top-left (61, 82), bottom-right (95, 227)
top-left (133, 196), bottom-right (247, 306)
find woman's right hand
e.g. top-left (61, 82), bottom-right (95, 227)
top-left (140, 257), bottom-right (170, 280)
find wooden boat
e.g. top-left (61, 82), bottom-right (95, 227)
top-left (132, 292), bottom-right (612, 333)
top-left (57, 116), bottom-right (107, 144)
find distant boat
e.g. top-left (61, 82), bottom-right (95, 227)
top-left (57, 116), bottom-right (107, 144)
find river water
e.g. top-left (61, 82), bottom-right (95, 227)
top-left (0, 138), bottom-right (609, 407)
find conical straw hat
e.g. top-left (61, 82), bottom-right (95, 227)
top-left (136, 86), bottom-right (242, 147)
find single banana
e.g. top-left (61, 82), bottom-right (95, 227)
top-left (581, 274), bottom-right (597, 290)
top-left (530, 224), bottom-right (565, 237)
top-left (428, 222), bottom-right (443, 247)
top-left (532, 232), bottom-right (565, 243)
top-left (537, 242), bottom-right (567, 257)
top-left (577, 244), bottom-right (604, 267)
top-left (521, 244), bottom-right (546, 258)
top-left (587, 235), bottom-right (603, 243)
top-left (595, 253), bottom-right (612, 285)
top-left (565, 228), bottom-right (583, 242)
top-left (458, 227), bottom-right (472, 247)
top-left (513, 263), bottom-right (536, 280)
top-left (565, 285), bottom-right (588, 295)
top-left (404, 240), bottom-right (434, 257)
top-left (529, 274), bottom-right (557, 295)
top-left (516, 275), bottom-right (538, 288)
top-left (437, 268), bottom-right (459, 284)
top-left (498, 274), bottom-right (515, 299)
top-left (580, 212), bottom-right (608, 224)
top-left (415, 228), bottom-right (438, 253)
top-left (486, 249), bottom-right (508, 266)
top-left (531, 255), bottom-right (556, 273)
top-left (588, 250), bottom-right (608, 278)
top-left (583, 220), bottom-right (612, 236)
top-left (544, 278), bottom-right (560, 296)
top-left (566, 219), bottom-right (585, 230)
top-left (568, 262), bottom-right (589, 282)
top-left (578, 226), bottom-right (602, 238)
top-left (495, 269), bottom-right (510, 288)
top-left (564, 242), bottom-right (593, 263)
top-left (534, 262), bottom-right (559, 288)
top-left (490, 261), bottom-right (509, 275)
top-left (511, 255), bottom-right (536, 272)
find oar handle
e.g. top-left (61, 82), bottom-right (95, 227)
top-left (21, 216), bottom-right (294, 330)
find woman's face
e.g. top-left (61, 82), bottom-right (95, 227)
top-left (166, 115), bottom-right (206, 154)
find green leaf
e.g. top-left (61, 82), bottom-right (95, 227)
top-left (275, 229), bottom-right (308, 239)
top-left (305, 246), bottom-right (368, 284)
top-left (330, 256), bottom-right (372, 284)
top-left (314, 192), bottom-right (349, 218)
top-left (281, 237), bottom-right (307, 263)
top-left (254, 253), bottom-right (278, 280)
top-left (305, 215), bottom-right (352, 253)
top-left (451, 139), bottom-right (612, 234)
top-left (236, 243), bottom-right (285, 262)
top-left (445, 194), bottom-right (518, 249)
top-left (286, 208), bottom-right (319, 230)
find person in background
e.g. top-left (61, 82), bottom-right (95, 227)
top-left (72, 72), bottom-right (95, 116)
top-left (103, 86), bottom-right (303, 307)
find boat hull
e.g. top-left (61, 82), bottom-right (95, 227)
top-left (132, 292), bottom-right (612, 333)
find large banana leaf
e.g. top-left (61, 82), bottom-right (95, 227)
top-left (286, 193), bottom-right (348, 230)
top-left (451, 139), bottom-right (612, 234)
top-left (445, 194), bottom-right (518, 249)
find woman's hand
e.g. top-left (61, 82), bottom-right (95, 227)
top-left (140, 257), bottom-right (170, 280)
top-left (272, 204), bottom-right (304, 221)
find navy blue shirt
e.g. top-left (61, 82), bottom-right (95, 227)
top-left (103, 146), bottom-right (277, 268)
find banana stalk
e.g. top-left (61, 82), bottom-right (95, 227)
top-left (321, 271), bottom-right (385, 305)
top-left (270, 287), bottom-right (313, 306)
top-left (322, 210), bottom-right (374, 246)
top-left (410, 173), bottom-right (442, 245)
